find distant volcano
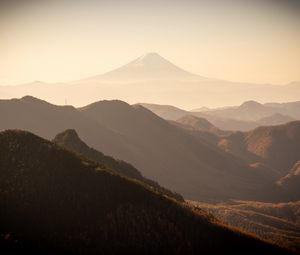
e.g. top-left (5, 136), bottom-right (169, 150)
top-left (2, 53), bottom-right (299, 108)
top-left (80, 52), bottom-right (206, 82)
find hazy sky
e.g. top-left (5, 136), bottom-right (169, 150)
top-left (1, 0), bottom-right (300, 85)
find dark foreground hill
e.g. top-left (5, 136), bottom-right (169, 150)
top-left (53, 129), bottom-right (183, 201)
top-left (0, 130), bottom-right (291, 254)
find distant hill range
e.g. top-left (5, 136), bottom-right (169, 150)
top-left (1, 96), bottom-right (299, 203)
top-left (138, 100), bottom-right (300, 131)
top-left (194, 100), bottom-right (300, 122)
top-left (0, 130), bottom-right (292, 254)
top-left (0, 53), bottom-right (299, 107)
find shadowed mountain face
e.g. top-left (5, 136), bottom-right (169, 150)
top-left (278, 161), bottom-right (300, 198)
top-left (0, 96), bottom-right (137, 159)
top-left (177, 115), bottom-right (215, 130)
top-left (176, 115), bottom-right (230, 136)
top-left (0, 130), bottom-right (291, 255)
top-left (137, 103), bottom-right (188, 120)
top-left (53, 129), bottom-right (183, 201)
top-left (218, 121), bottom-right (300, 177)
top-left (216, 121), bottom-right (300, 202)
top-left (53, 129), bottom-right (143, 179)
top-left (190, 200), bottom-right (300, 253)
top-left (245, 122), bottom-right (300, 172)
top-left (79, 99), bottom-right (292, 202)
top-left (0, 96), bottom-right (291, 202)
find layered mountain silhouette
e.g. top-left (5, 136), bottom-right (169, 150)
top-left (258, 113), bottom-right (295, 126)
top-left (218, 121), bottom-right (300, 175)
top-left (0, 96), bottom-right (292, 202)
top-left (174, 116), bottom-right (300, 196)
top-left (216, 121), bottom-right (300, 201)
top-left (139, 100), bottom-right (300, 131)
top-left (79, 99), bottom-right (292, 202)
top-left (0, 96), bottom-right (134, 157)
top-left (0, 130), bottom-right (292, 254)
top-left (1, 53), bottom-right (299, 107)
top-left (197, 100), bottom-right (300, 122)
top-left (137, 102), bottom-right (188, 120)
top-left (53, 129), bottom-right (183, 201)
top-left (1, 50), bottom-right (299, 254)
top-left (176, 115), bottom-right (229, 136)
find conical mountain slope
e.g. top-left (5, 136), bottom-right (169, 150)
top-left (79, 52), bottom-right (203, 82)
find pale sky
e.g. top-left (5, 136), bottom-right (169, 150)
top-left (1, 0), bottom-right (300, 85)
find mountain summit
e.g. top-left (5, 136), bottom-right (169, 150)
top-left (129, 52), bottom-right (188, 71)
top-left (80, 52), bottom-right (205, 82)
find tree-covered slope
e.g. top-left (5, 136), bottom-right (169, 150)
top-left (0, 130), bottom-right (291, 254)
top-left (53, 129), bottom-right (183, 201)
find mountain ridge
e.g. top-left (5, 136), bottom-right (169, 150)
top-left (218, 121), bottom-right (300, 177)
top-left (0, 96), bottom-right (292, 202)
top-left (0, 129), bottom-right (291, 254)
top-left (53, 129), bottom-right (183, 201)
top-left (138, 101), bottom-right (300, 131)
